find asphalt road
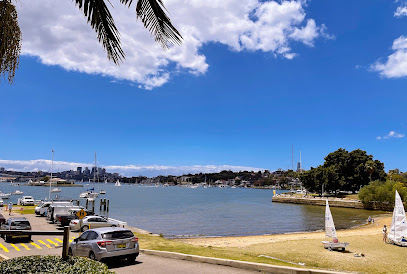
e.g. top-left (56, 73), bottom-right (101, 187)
top-left (0, 212), bottom-right (259, 274)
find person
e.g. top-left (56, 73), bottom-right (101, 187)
top-left (368, 216), bottom-right (372, 224)
top-left (383, 225), bottom-right (387, 242)
top-left (8, 202), bottom-right (12, 215)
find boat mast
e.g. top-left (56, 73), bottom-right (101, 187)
top-left (49, 149), bottom-right (54, 200)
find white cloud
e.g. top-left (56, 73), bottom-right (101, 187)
top-left (376, 130), bottom-right (405, 140)
top-left (16, 0), bottom-right (329, 89)
top-left (0, 159), bottom-right (263, 177)
top-left (371, 36), bottom-right (407, 78)
top-left (395, 5), bottom-right (407, 17)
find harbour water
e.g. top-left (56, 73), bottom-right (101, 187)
top-left (0, 183), bottom-right (383, 238)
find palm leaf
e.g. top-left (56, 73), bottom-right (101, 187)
top-left (74, 0), bottom-right (125, 64)
top-left (120, 0), bottom-right (182, 49)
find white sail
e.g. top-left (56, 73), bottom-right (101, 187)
top-left (325, 200), bottom-right (337, 239)
top-left (389, 190), bottom-right (407, 243)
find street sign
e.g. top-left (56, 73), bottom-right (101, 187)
top-left (76, 209), bottom-right (87, 219)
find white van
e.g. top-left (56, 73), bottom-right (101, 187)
top-left (35, 201), bottom-right (73, 216)
top-left (48, 205), bottom-right (82, 223)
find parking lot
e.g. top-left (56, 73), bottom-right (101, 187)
top-left (0, 210), bottom-right (258, 274)
top-left (0, 210), bottom-right (80, 259)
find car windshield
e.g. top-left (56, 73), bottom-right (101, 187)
top-left (11, 221), bottom-right (30, 226)
top-left (102, 230), bottom-right (134, 239)
top-left (24, 197), bottom-right (33, 200)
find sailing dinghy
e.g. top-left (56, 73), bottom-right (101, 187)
top-left (322, 199), bottom-right (349, 251)
top-left (388, 190), bottom-right (407, 247)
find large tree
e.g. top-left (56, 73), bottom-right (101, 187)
top-left (0, 0), bottom-right (182, 84)
top-left (300, 148), bottom-right (386, 195)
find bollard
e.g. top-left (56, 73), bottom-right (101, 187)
top-left (62, 226), bottom-right (70, 260)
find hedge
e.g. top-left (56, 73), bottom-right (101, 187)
top-left (0, 255), bottom-right (114, 274)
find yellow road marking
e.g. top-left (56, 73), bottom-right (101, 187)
top-left (69, 239), bottom-right (72, 243)
top-left (0, 243), bottom-right (9, 253)
top-left (10, 244), bottom-right (20, 251)
top-left (20, 243), bottom-right (30, 250)
top-left (30, 242), bottom-right (41, 249)
top-left (55, 238), bottom-right (63, 243)
top-left (38, 240), bottom-right (52, 248)
top-left (47, 239), bottom-right (59, 247)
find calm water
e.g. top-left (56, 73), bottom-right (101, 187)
top-left (0, 183), bottom-right (384, 238)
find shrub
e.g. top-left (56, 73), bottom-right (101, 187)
top-left (0, 255), bottom-right (113, 274)
top-left (358, 180), bottom-right (407, 210)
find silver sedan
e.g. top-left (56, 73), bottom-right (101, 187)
top-left (69, 216), bottom-right (121, 232)
top-left (68, 227), bottom-right (139, 262)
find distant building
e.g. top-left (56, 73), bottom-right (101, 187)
top-left (84, 167), bottom-right (90, 175)
top-left (297, 162), bottom-right (301, 172)
top-left (0, 167), bottom-right (4, 172)
top-left (76, 167), bottom-right (82, 175)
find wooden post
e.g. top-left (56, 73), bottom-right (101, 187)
top-left (99, 199), bottom-right (102, 211)
top-left (62, 226), bottom-right (70, 260)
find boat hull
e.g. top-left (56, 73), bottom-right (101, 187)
top-left (322, 241), bottom-right (349, 251)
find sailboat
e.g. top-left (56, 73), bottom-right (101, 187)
top-left (388, 190), bottom-right (407, 246)
top-left (115, 180), bottom-right (121, 187)
top-left (321, 199), bottom-right (349, 251)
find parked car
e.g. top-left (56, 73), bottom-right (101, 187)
top-left (20, 196), bottom-right (35, 206)
top-left (69, 216), bottom-right (120, 232)
top-left (68, 227), bottom-right (139, 262)
top-left (0, 217), bottom-right (32, 242)
top-left (55, 209), bottom-right (94, 227)
top-left (0, 213), bottom-right (6, 225)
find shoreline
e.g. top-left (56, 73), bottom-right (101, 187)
top-left (174, 213), bottom-right (392, 247)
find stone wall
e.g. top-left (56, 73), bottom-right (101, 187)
top-left (272, 195), bottom-right (365, 209)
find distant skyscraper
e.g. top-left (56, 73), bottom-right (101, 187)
top-left (76, 167), bottom-right (82, 175)
top-left (84, 167), bottom-right (90, 175)
top-left (297, 162), bottom-right (301, 172)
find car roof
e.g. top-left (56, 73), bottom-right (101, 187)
top-left (8, 217), bottom-right (28, 221)
top-left (88, 227), bottom-right (129, 234)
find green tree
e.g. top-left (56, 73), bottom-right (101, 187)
top-left (0, 0), bottom-right (182, 84)
top-left (359, 180), bottom-right (407, 210)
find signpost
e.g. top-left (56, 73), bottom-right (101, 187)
top-left (76, 209), bottom-right (87, 235)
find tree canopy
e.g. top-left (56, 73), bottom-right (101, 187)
top-left (0, 0), bottom-right (182, 84)
top-left (300, 148), bottom-right (385, 195)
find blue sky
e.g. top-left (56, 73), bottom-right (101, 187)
top-left (1, 0), bottom-right (407, 176)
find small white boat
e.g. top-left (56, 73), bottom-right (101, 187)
top-left (115, 180), bottom-right (121, 187)
top-left (11, 190), bottom-right (23, 195)
top-left (50, 188), bottom-right (61, 193)
top-left (100, 190), bottom-right (106, 194)
top-left (388, 190), bottom-right (407, 246)
top-left (0, 192), bottom-right (11, 199)
top-left (322, 199), bottom-right (349, 251)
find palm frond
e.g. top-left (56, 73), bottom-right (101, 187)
top-left (121, 0), bottom-right (182, 49)
top-left (74, 0), bottom-right (125, 64)
top-left (0, 1), bottom-right (21, 84)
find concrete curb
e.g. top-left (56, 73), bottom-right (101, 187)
top-left (140, 249), bottom-right (346, 274)
top-left (0, 252), bottom-right (9, 261)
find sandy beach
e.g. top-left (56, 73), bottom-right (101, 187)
top-left (174, 214), bottom-right (407, 273)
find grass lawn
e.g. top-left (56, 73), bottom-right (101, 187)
top-left (135, 215), bottom-right (407, 274)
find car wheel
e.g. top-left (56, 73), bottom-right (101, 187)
top-left (27, 236), bottom-right (31, 242)
top-left (127, 254), bottom-right (137, 263)
top-left (81, 225), bottom-right (89, 232)
top-left (5, 235), bottom-right (10, 243)
top-left (89, 251), bottom-right (96, 260)
top-left (111, 225), bottom-right (116, 228)
top-left (68, 248), bottom-right (73, 256)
